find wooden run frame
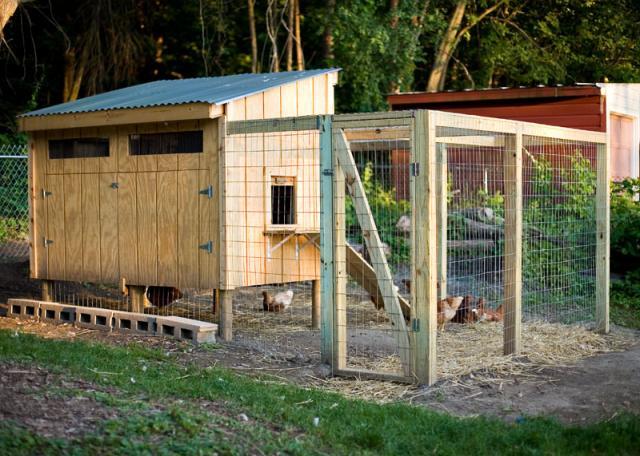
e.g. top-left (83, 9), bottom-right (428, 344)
top-left (224, 109), bottom-right (609, 385)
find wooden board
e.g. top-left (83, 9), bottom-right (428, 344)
top-left (117, 172), bottom-right (138, 284)
top-left (157, 171), bottom-right (178, 286)
top-left (177, 170), bottom-right (199, 288)
top-left (136, 172), bottom-right (158, 284)
top-left (81, 173), bottom-right (101, 282)
top-left (99, 173), bottom-right (119, 283)
top-left (595, 142), bottom-right (610, 333)
top-left (45, 174), bottom-right (65, 279)
top-left (31, 133), bottom-right (48, 278)
top-left (63, 173), bottom-right (83, 281)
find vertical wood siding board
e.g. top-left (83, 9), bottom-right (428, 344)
top-left (63, 174), bottom-right (83, 281)
top-left (118, 173), bottom-right (138, 284)
top-left (81, 173), bottom-right (101, 282)
top-left (156, 171), bottom-right (178, 286)
top-left (46, 174), bottom-right (65, 279)
top-left (99, 173), bottom-right (119, 283)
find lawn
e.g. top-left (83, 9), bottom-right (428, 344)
top-left (0, 330), bottom-right (638, 455)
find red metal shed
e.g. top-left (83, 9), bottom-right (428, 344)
top-left (388, 84), bottom-right (640, 187)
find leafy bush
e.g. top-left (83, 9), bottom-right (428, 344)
top-left (610, 178), bottom-right (640, 267)
top-left (345, 163), bottom-right (410, 265)
top-left (0, 217), bottom-right (28, 243)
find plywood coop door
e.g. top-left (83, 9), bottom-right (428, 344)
top-left (38, 119), bottom-right (218, 290)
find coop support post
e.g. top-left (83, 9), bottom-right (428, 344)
top-left (219, 289), bottom-right (234, 341)
top-left (503, 129), bottom-right (523, 355)
top-left (311, 279), bottom-right (321, 329)
top-left (129, 286), bottom-right (146, 314)
top-left (41, 280), bottom-right (53, 302)
top-left (412, 110), bottom-right (438, 385)
top-left (319, 116), bottom-right (337, 364)
top-left (596, 142), bottom-right (610, 333)
top-left (436, 142), bottom-right (448, 299)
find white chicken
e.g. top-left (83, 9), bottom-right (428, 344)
top-left (262, 289), bottom-right (294, 312)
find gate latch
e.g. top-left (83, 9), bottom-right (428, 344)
top-left (43, 239), bottom-right (54, 247)
top-left (42, 189), bottom-right (52, 198)
top-left (199, 240), bottom-right (213, 253)
top-left (199, 185), bottom-right (214, 198)
top-left (410, 162), bottom-right (420, 177)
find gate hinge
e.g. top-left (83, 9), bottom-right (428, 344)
top-left (42, 189), bottom-right (52, 198)
top-left (43, 239), bottom-right (54, 247)
top-left (322, 169), bottom-right (333, 176)
top-left (199, 185), bottom-right (214, 199)
top-left (199, 240), bottom-right (213, 253)
top-left (411, 318), bottom-right (420, 332)
top-left (410, 162), bottom-right (420, 177)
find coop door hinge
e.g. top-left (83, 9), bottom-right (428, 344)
top-left (411, 318), bottom-right (420, 332)
top-left (199, 185), bottom-right (214, 199)
top-left (41, 189), bottom-right (52, 198)
top-left (43, 239), bottom-right (53, 247)
top-left (410, 162), bottom-right (420, 177)
top-left (199, 240), bottom-right (213, 253)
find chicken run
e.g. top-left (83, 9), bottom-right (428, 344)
top-left (13, 95), bottom-right (611, 384)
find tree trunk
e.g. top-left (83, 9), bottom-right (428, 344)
top-left (248, 0), bottom-right (258, 73)
top-left (426, 0), bottom-right (467, 92)
top-left (266, 0), bottom-right (279, 72)
top-left (0, 0), bottom-right (18, 40)
top-left (322, 0), bottom-right (335, 63)
top-left (63, 48), bottom-right (85, 102)
top-left (390, 0), bottom-right (400, 28)
top-left (294, 0), bottom-right (304, 70)
top-left (286, 0), bottom-right (294, 71)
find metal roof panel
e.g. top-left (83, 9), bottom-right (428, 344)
top-left (22, 69), bottom-right (340, 117)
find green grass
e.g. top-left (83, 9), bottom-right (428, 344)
top-left (0, 330), bottom-right (639, 455)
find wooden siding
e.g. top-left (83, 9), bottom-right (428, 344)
top-left (221, 72), bottom-right (337, 289)
top-left (31, 118), bottom-right (219, 289)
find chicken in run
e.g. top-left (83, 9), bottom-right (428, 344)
top-left (262, 290), bottom-right (294, 312)
top-left (478, 299), bottom-right (504, 322)
top-left (437, 296), bottom-right (464, 330)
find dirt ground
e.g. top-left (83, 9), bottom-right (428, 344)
top-left (0, 317), bottom-right (638, 425)
top-left (1, 258), bottom-right (639, 425)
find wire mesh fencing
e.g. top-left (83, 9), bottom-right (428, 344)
top-left (222, 119), bottom-right (322, 363)
top-left (0, 144), bottom-right (29, 262)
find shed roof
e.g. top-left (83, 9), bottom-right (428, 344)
top-left (22, 69), bottom-right (340, 117)
top-left (388, 84), bottom-right (602, 107)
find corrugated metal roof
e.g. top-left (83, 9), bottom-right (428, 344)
top-left (22, 69), bottom-right (340, 117)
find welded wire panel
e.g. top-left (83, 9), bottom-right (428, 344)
top-left (222, 120), bottom-right (321, 363)
top-left (436, 126), bottom-right (509, 377)
top-left (522, 135), bottom-right (597, 323)
top-left (0, 145), bottom-right (29, 262)
top-left (333, 128), bottom-right (413, 378)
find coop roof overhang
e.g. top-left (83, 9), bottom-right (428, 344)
top-left (18, 68), bottom-right (340, 132)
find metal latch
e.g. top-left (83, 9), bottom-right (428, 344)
top-left (411, 318), bottom-right (420, 332)
top-left (110, 182), bottom-right (119, 189)
top-left (199, 240), bottom-right (213, 253)
top-left (410, 162), bottom-right (420, 177)
top-left (42, 189), bottom-right (52, 198)
top-left (43, 239), bottom-right (54, 247)
top-left (199, 185), bottom-right (214, 198)
top-left (322, 169), bottom-right (333, 176)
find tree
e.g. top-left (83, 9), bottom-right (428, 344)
top-left (248, 0), bottom-right (258, 72)
top-left (0, 0), bottom-right (19, 40)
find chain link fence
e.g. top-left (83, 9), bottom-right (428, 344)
top-left (0, 144), bottom-right (29, 262)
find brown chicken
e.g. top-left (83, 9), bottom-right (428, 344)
top-left (437, 296), bottom-right (463, 330)
top-left (262, 290), bottom-right (293, 312)
top-left (478, 299), bottom-right (504, 322)
top-left (452, 295), bottom-right (480, 324)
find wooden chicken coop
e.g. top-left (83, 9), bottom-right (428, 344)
top-left (18, 69), bottom-right (339, 339)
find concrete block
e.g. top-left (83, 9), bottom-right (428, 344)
top-left (112, 311), bottom-right (157, 335)
top-left (7, 299), bottom-right (40, 321)
top-left (39, 302), bottom-right (76, 325)
top-left (156, 316), bottom-right (217, 344)
top-left (75, 307), bottom-right (114, 331)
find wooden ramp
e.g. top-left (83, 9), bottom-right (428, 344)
top-left (346, 245), bottom-right (411, 320)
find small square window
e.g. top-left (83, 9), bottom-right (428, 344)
top-left (271, 176), bottom-right (295, 225)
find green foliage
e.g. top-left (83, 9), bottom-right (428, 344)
top-left (345, 163), bottom-right (410, 265)
top-left (610, 178), bottom-right (640, 265)
top-left (522, 152), bottom-right (597, 318)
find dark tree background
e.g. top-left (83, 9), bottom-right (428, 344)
top-left (2, 0), bottom-right (640, 141)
